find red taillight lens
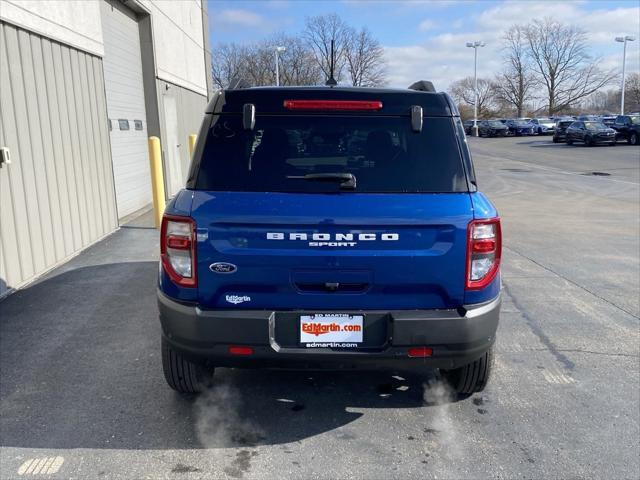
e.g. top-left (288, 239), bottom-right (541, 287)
top-left (160, 215), bottom-right (197, 288)
top-left (283, 100), bottom-right (383, 111)
top-left (228, 346), bottom-right (254, 356)
top-left (408, 347), bottom-right (433, 358)
top-left (465, 218), bottom-right (501, 290)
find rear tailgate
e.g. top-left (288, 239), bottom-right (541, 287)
top-left (193, 191), bottom-right (473, 310)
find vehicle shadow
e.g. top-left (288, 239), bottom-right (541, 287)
top-left (0, 262), bottom-right (454, 451)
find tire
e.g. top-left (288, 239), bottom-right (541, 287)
top-left (610, 141), bottom-right (616, 146)
top-left (630, 133), bottom-right (638, 146)
top-left (162, 337), bottom-right (214, 393)
top-left (566, 138), bottom-right (573, 145)
top-left (553, 136), bottom-right (559, 143)
top-left (585, 136), bottom-right (593, 147)
top-left (441, 347), bottom-right (494, 395)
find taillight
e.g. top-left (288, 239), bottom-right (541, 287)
top-left (283, 100), bottom-right (383, 111)
top-left (160, 215), bottom-right (197, 288)
top-left (466, 218), bottom-right (501, 290)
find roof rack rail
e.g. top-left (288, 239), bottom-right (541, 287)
top-left (408, 81), bottom-right (436, 92)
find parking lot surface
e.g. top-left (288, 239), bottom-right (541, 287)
top-left (1, 137), bottom-right (638, 479)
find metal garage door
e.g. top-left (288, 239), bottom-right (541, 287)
top-left (100, 0), bottom-right (150, 219)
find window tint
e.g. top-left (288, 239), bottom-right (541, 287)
top-left (196, 115), bottom-right (468, 193)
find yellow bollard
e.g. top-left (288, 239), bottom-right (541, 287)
top-left (188, 134), bottom-right (197, 159)
top-left (148, 136), bottom-right (166, 229)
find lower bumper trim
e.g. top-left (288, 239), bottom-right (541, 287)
top-left (158, 290), bottom-right (500, 370)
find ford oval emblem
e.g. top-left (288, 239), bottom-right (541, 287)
top-left (209, 262), bottom-right (237, 274)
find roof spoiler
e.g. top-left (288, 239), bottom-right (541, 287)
top-left (408, 80), bottom-right (436, 92)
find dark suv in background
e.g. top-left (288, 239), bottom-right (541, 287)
top-left (553, 119), bottom-right (575, 143)
top-left (478, 120), bottom-right (508, 137)
top-left (612, 115), bottom-right (640, 145)
top-left (565, 121), bottom-right (616, 146)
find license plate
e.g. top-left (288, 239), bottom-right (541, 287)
top-left (300, 314), bottom-right (363, 347)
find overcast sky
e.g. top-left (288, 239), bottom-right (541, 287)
top-left (208, 0), bottom-right (640, 92)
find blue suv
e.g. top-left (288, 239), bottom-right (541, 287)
top-left (157, 82), bottom-right (502, 395)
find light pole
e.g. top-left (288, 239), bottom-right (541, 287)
top-left (615, 35), bottom-right (635, 115)
top-left (466, 41), bottom-right (485, 137)
top-left (274, 46), bottom-right (286, 86)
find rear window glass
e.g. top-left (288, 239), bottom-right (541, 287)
top-left (195, 115), bottom-right (467, 193)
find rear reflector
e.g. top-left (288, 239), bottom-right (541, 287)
top-left (228, 346), bottom-right (254, 356)
top-left (408, 347), bottom-right (433, 358)
top-left (166, 235), bottom-right (190, 249)
top-left (283, 100), bottom-right (383, 111)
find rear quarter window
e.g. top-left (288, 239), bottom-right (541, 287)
top-left (195, 115), bottom-right (468, 193)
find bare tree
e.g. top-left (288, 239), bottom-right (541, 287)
top-left (524, 18), bottom-right (617, 115)
top-left (344, 27), bottom-right (387, 87)
top-left (268, 34), bottom-right (323, 86)
top-left (494, 25), bottom-right (535, 117)
top-left (212, 43), bottom-right (249, 89)
top-left (625, 72), bottom-right (640, 113)
top-left (212, 35), bottom-right (322, 88)
top-left (449, 77), bottom-right (498, 118)
top-left (303, 13), bottom-right (350, 83)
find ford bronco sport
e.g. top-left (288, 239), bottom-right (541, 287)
top-left (157, 82), bottom-right (502, 395)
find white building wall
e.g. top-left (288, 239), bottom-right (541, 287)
top-left (140, 0), bottom-right (207, 96)
top-left (0, 0), bottom-right (104, 56)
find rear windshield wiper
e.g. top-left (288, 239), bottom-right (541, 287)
top-left (287, 173), bottom-right (357, 190)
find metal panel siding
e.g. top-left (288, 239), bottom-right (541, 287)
top-left (157, 80), bottom-right (206, 195)
top-left (0, 21), bottom-right (117, 297)
top-left (101, 1), bottom-right (151, 218)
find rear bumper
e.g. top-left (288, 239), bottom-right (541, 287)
top-left (158, 290), bottom-right (500, 370)
top-left (593, 135), bottom-right (616, 143)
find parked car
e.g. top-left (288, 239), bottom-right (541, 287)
top-left (157, 83), bottom-right (502, 396)
top-left (463, 119), bottom-right (474, 135)
top-left (530, 118), bottom-right (556, 135)
top-left (553, 120), bottom-right (575, 143)
top-left (577, 115), bottom-right (600, 122)
top-left (478, 120), bottom-right (509, 137)
top-left (611, 114), bottom-right (640, 145)
top-left (565, 121), bottom-right (616, 146)
top-left (506, 119), bottom-right (535, 136)
top-left (600, 116), bottom-right (617, 127)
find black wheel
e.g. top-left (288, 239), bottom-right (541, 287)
top-left (630, 133), bottom-right (638, 146)
top-left (553, 136), bottom-right (559, 143)
top-left (162, 337), bottom-right (214, 393)
top-left (441, 347), bottom-right (494, 395)
top-left (585, 136), bottom-right (594, 147)
top-left (566, 138), bottom-right (573, 145)
top-left (609, 141), bottom-right (616, 146)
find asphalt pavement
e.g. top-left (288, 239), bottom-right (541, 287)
top-left (1, 136), bottom-right (638, 479)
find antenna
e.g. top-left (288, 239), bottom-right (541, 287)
top-left (326, 39), bottom-right (337, 86)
